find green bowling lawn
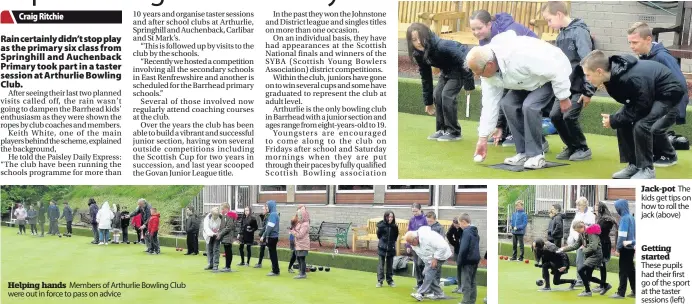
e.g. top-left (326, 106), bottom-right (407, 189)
top-left (1, 228), bottom-right (485, 303)
top-left (499, 259), bottom-right (635, 303)
top-left (398, 113), bottom-right (692, 179)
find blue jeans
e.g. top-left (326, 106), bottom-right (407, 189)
top-left (99, 229), bottom-right (110, 243)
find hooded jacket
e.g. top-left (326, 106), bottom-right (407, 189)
top-left (446, 225), bottom-right (463, 252)
top-left (60, 205), bottom-right (73, 222)
top-left (478, 13), bottom-right (538, 46)
top-left (615, 199), bottom-right (636, 251)
top-left (604, 55), bottom-right (686, 129)
top-left (547, 212), bottom-right (564, 243)
top-left (48, 204), bottom-right (60, 221)
top-left (510, 209), bottom-right (528, 235)
top-left (112, 209), bottom-right (121, 230)
top-left (96, 202), bottom-right (114, 230)
top-left (429, 221), bottom-right (444, 236)
top-left (535, 241), bottom-right (570, 270)
top-left (479, 31), bottom-right (572, 137)
top-left (555, 18), bottom-right (596, 97)
top-left (458, 225), bottom-right (481, 265)
top-left (88, 202), bottom-right (98, 225)
top-left (27, 208), bottom-right (38, 225)
top-left (564, 224), bottom-right (603, 267)
top-left (38, 204), bottom-right (47, 222)
top-left (290, 207), bottom-right (311, 251)
top-left (414, 33), bottom-right (476, 106)
top-left (411, 226), bottom-right (453, 264)
top-left (639, 42), bottom-right (689, 124)
top-left (131, 213), bottom-right (142, 228)
top-left (407, 213), bottom-right (428, 249)
top-left (377, 214), bottom-right (399, 257)
top-left (568, 206), bottom-right (595, 245)
top-left (147, 213), bottom-right (160, 234)
top-left (261, 201), bottom-right (280, 239)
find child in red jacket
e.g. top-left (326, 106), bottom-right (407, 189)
top-left (148, 208), bottom-right (161, 254)
top-left (132, 213), bottom-right (143, 244)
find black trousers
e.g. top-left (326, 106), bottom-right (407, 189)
top-left (186, 232), bottom-right (199, 254)
top-left (548, 238), bottom-right (562, 248)
top-left (135, 227), bottom-right (142, 242)
top-left (550, 93), bottom-right (587, 151)
top-left (542, 263), bottom-right (575, 288)
top-left (223, 243), bottom-right (233, 268)
top-left (617, 248), bottom-right (636, 296)
top-left (30, 224), bottom-right (37, 234)
top-left (91, 223), bottom-right (98, 242)
top-left (512, 234), bottom-right (524, 260)
top-left (433, 75), bottom-right (463, 136)
top-left (268, 237), bottom-right (279, 274)
top-left (377, 254), bottom-right (394, 284)
top-left (122, 226), bottom-right (129, 243)
top-left (66, 221), bottom-right (72, 234)
top-left (39, 220), bottom-right (45, 236)
top-left (578, 265), bottom-right (604, 292)
top-left (257, 243), bottom-right (267, 264)
top-left (616, 101), bottom-right (677, 169)
top-left (18, 225), bottom-right (26, 234)
top-left (289, 251), bottom-right (297, 270)
top-left (239, 243), bottom-right (252, 264)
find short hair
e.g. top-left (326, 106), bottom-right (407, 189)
top-left (220, 202), bottom-right (230, 210)
top-left (627, 21), bottom-right (652, 38)
top-left (515, 200), bottom-right (524, 207)
top-left (464, 45), bottom-right (495, 70)
top-left (425, 211), bottom-right (437, 220)
top-left (580, 50), bottom-right (610, 72)
top-left (576, 197), bottom-right (589, 208)
top-left (541, 1), bottom-right (569, 15)
top-left (404, 231), bottom-right (418, 243)
top-left (552, 204), bottom-right (562, 212)
top-left (459, 213), bottom-right (472, 224)
top-left (572, 220), bottom-right (585, 230)
top-left (150, 207), bottom-right (157, 213)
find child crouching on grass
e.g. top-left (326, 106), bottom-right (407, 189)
top-left (148, 208), bottom-right (161, 254)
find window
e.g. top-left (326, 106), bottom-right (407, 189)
top-left (456, 185), bottom-right (487, 192)
top-left (337, 185), bottom-right (374, 193)
top-left (386, 185), bottom-right (431, 192)
top-left (295, 185), bottom-right (327, 193)
top-left (259, 185), bottom-right (287, 193)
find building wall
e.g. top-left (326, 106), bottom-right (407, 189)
top-left (571, 1), bottom-right (692, 72)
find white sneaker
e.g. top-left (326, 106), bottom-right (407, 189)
top-left (504, 153), bottom-right (527, 166)
top-left (523, 154), bottom-right (546, 169)
top-left (98, 242), bottom-right (104, 245)
top-left (105, 242), bottom-right (108, 246)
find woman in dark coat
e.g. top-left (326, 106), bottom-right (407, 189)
top-left (237, 206), bottom-right (258, 266)
top-left (407, 22), bottom-right (475, 142)
top-left (376, 210), bottom-right (399, 288)
top-left (184, 206), bottom-right (200, 255)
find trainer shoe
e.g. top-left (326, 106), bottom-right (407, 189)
top-left (578, 291), bottom-right (592, 297)
top-left (438, 131), bottom-right (462, 142)
top-left (600, 283), bottom-right (612, 295)
top-left (574, 281), bottom-right (584, 288)
top-left (237, 262), bottom-right (246, 266)
top-left (569, 281), bottom-right (577, 290)
top-left (427, 130), bottom-right (444, 140)
top-left (452, 287), bottom-right (463, 293)
top-left (555, 147), bottom-right (573, 160)
top-left (266, 272), bottom-right (279, 276)
top-left (293, 275), bottom-right (307, 279)
top-left (504, 153), bottom-right (528, 166)
top-left (569, 148), bottom-right (592, 161)
top-left (524, 154), bottom-right (546, 169)
top-left (212, 268), bottom-right (219, 273)
top-left (631, 168), bottom-right (655, 179)
top-left (610, 294), bottom-right (625, 299)
top-left (410, 293), bottom-right (423, 301)
top-left (502, 135), bottom-right (515, 147)
top-left (654, 155), bottom-right (678, 167)
top-left (612, 164), bottom-right (638, 179)
top-left (627, 293), bottom-right (635, 298)
top-left (425, 294), bottom-right (444, 300)
top-left (539, 287), bottom-right (551, 291)
top-left (376, 282), bottom-right (382, 288)
top-left (542, 140), bottom-right (550, 153)
top-left (592, 287), bottom-right (602, 293)
top-left (254, 264), bottom-right (262, 268)
top-left (388, 282), bottom-right (396, 287)
top-left (288, 269), bottom-right (295, 274)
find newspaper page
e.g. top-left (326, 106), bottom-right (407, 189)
top-left (1, 0), bottom-right (691, 304)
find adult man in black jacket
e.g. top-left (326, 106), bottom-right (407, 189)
top-left (581, 51), bottom-right (685, 179)
top-left (534, 238), bottom-right (576, 291)
top-left (184, 206), bottom-right (200, 255)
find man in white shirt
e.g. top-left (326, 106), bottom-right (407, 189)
top-left (405, 226), bottom-right (453, 301)
top-left (465, 31), bottom-right (573, 168)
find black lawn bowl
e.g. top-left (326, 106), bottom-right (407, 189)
top-left (325, 267), bottom-right (331, 272)
top-left (318, 266), bottom-right (324, 271)
top-left (292, 264), bottom-right (300, 270)
top-left (536, 279), bottom-right (544, 286)
top-left (310, 266), bottom-right (317, 272)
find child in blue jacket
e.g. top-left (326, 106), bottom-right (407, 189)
top-left (612, 199), bottom-right (636, 298)
top-left (510, 200), bottom-right (528, 261)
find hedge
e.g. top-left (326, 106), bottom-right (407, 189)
top-left (498, 242), bottom-right (633, 274)
top-left (65, 225), bottom-right (486, 286)
top-left (399, 77), bottom-right (692, 138)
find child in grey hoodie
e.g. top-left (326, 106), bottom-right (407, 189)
top-left (27, 205), bottom-right (38, 235)
top-left (426, 211), bottom-right (445, 236)
top-left (60, 202), bottom-right (73, 237)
